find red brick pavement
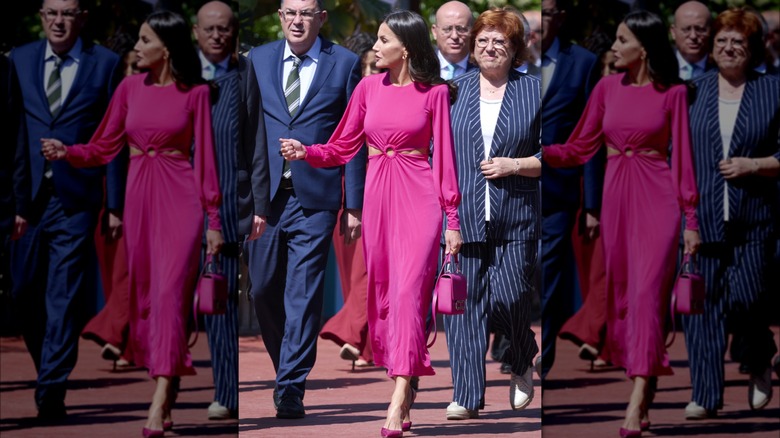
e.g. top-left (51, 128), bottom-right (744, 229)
top-left (239, 325), bottom-right (543, 437)
top-left (0, 334), bottom-right (237, 437)
top-left (542, 327), bottom-right (780, 437)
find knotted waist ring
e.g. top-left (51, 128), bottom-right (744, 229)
top-left (129, 145), bottom-right (188, 160)
top-left (606, 144), bottom-right (665, 160)
top-left (367, 144), bottom-right (429, 159)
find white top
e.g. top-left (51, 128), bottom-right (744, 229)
top-left (719, 96), bottom-right (741, 221)
top-left (283, 37), bottom-right (321, 102)
top-left (44, 38), bottom-right (82, 103)
top-left (480, 96), bottom-right (503, 221)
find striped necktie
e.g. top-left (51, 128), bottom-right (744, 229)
top-left (285, 55), bottom-right (305, 116)
top-left (283, 55), bottom-right (305, 180)
top-left (47, 56), bottom-right (64, 117)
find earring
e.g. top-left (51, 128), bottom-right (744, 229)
top-left (402, 53), bottom-right (407, 60)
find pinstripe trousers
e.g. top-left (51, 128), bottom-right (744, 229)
top-left (444, 239), bottom-right (539, 410)
top-left (203, 250), bottom-right (239, 411)
top-left (682, 238), bottom-right (777, 410)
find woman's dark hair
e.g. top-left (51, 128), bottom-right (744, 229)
top-left (622, 10), bottom-right (681, 90)
top-left (145, 10), bottom-right (204, 89)
top-left (383, 10), bottom-right (457, 103)
top-left (343, 32), bottom-right (375, 59)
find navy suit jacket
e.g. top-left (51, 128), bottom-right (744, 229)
top-left (689, 71), bottom-right (780, 243)
top-left (1, 55), bottom-right (28, 232)
top-left (541, 41), bottom-right (602, 214)
top-left (451, 69), bottom-right (541, 243)
top-left (248, 37), bottom-right (365, 212)
top-left (237, 56), bottom-right (269, 236)
top-left (11, 39), bottom-right (123, 213)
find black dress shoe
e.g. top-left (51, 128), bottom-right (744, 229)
top-left (275, 395), bottom-right (305, 419)
top-left (37, 403), bottom-right (67, 422)
top-left (739, 363), bottom-right (750, 375)
top-left (500, 362), bottom-right (512, 374)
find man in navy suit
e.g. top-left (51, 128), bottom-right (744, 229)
top-left (246, 0), bottom-right (364, 419)
top-left (539, 0), bottom-right (602, 379)
top-left (431, 1), bottom-right (476, 80)
top-left (670, 1), bottom-right (713, 80)
top-left (9, 0), bottom-right (122, 420)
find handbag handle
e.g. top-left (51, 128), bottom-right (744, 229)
top-left (188, 254), bottom-right (221, 347)
top-left (665, 253), bottom-right (697, 348)
top-left (426, 252), bottom-right (459, 348)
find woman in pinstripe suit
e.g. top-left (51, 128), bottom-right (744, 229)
top-left (444, 8), bottom-right (541, 420)
top-left (682, 8), bottom-right (780, 420)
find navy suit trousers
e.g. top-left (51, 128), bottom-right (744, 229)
top-left (247, 189), bottom-right (337, 400)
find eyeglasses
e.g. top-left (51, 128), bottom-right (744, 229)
top-left (280, 9), bottom-right (323, 22)
top-left (678, 25), bottom-right (709, 36)
top-left (714, 37), bottom-right (745, 49)
top-left (439, 25), bottom-right (470, 36)
top-left (41, 8), bottom-right (81, 21)
top-left (476, 37), bottom-right (507, 49)
top-left (200, 25), bottom-right (232, 36)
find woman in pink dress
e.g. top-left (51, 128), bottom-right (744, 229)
top-left (42, 11), bottom-right (223, 437)
top-left (543, 11), bottom-right (700, 437)
top-left (282, 11), bottom-right (462, 437)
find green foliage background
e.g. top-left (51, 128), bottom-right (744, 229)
top-left (5, 0), bottom-right (779, 53)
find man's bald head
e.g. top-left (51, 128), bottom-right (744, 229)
top-left (194, 1), bottom-right (237, 65)
top-left (432, 1), bottom-right (473, 64)
top-left (671, 1), bottom-right (712, 64)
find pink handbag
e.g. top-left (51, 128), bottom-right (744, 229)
top-left (189, 254), bottom-right (227, 347)
top-left (427, 253), bottom-right (467, 347)
top-left (666, 253), bottom-right (705, 347)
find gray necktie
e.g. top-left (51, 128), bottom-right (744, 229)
top-left (47, 56), bottom-right (63, 117)
top-left (283, 55), bottom-right (305, 179)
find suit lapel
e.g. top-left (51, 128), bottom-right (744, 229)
top-left (489, 73), bottom-right (517, 159)
top-left (297, 38), bottom-right (334, 119)
top-left (728, 78), bottom-right (752, 157)
top-left (542, 43), bottom-right (574, 106)
top-left (58, 43), bottom-right (97, 118)
top-left (464, 74), bottom-right (484, 166)
top-left (34, 41), bottom-right (50, 119)
top-left (270, 42), bottom-right (287, 118)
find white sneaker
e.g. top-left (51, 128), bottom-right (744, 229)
top-left (749, 367), bottom-right (773, 410)
top-left (510, 368), bottom-right (534, 410)
top-left (446, 401), bottom-right (478, 420)
top-left (684, 401), bottom-right (716, 420)
top-left (207, 401), bottom-right (232, 420)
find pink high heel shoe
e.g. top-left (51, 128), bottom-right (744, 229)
top-left (380, 427), bottom-right (403, 437)
top-left (142, 427), bottom-right (164, 437)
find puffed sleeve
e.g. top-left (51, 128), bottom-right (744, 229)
top-left (542, 78), bottom-right (606, 167)
top-left (305, 80), bottom-right (367, 167)
top-left (192, 85), bottom-right (222, 231)
top-left (669, 85), bottom-right (699, 230)
top-left (66, 78), bottom-right (129, 166)
top-left (431, 85), bottom-right (461, 230)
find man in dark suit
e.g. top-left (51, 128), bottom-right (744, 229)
top-left (1, 56), bottom-right (28, 247)
top-left (431, 1), bottom-right (477, 79)
top-left (670, 1), bottom-right (713, 80)
top-left (9, 0), bottom-right (122, 420)
top-left (246, 0), bottom-right (364, 419)
top-left (539, 0), bottom-right (602, 379)
top-left (194, 0), bottom-right (264, 421)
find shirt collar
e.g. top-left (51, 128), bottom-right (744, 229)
top-left (199, 50), bottom-right (231, 73)
top-left (437, 50), bottom-right (469, 71)
top-left (676, 50), bottom-right (708, 71)
top-left (45, 37), bottom-right (82, 63)
top-left (283, 37), bottom-right (321, 64)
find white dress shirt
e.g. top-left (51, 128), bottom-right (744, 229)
top-left (44, 38), bottom-right (82, 104)
top-left (282, 38), bottom-right (321, 102)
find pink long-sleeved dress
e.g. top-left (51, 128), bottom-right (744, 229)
top-left (544, 73), bottom-right (698, 377)
top-left (305, 73), bottom-right (460, 377)
top-left (65, 73), bottom-right (221, 377)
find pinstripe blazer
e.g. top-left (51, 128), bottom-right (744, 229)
top-left (451, 69), bottom-right (541, 243)
top-left (689, 71), bottom-right (780, 243)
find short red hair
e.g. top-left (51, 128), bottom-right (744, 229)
top-left (712, 8), bottom-right (764, 68)
top-left (470, 7), bottom-right (527, 68)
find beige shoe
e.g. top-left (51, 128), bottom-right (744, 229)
top-left (748, 367), bottom-right (773, 410)
top-left (684, 401), bottom-right (716, 420)
top-left (339, 343), bottom-right (360, 361)
top-left (446, 401), bottom-right (478, 420)
top-left (207, 401), bottom-right (233, 420)
top-left (510, 368), bottom-right (534, 410)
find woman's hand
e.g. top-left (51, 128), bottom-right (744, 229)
top-left (279, 138), bottom-right (307, 161)
top-left (480, 157), bottom-right (515, 179)
top-left (719, 157), bottom-right (757, 180)
top-left (683, 229), bottom-right (701, 255)
top-left (444, 229), bottom-right (463, 256)
top-left (206, 229), bottom-right (224, 255)
top-left (41, 138), bottom-right (67, 161)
